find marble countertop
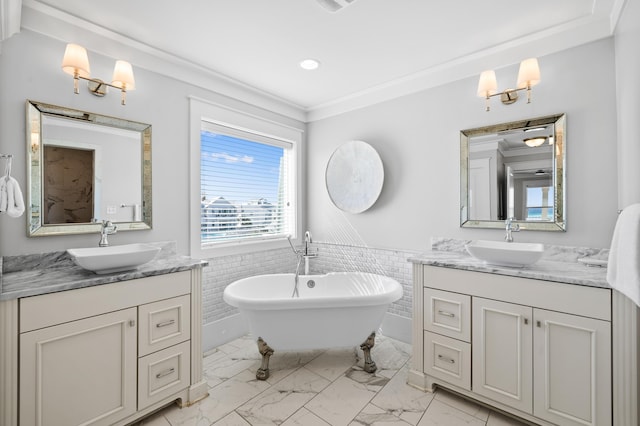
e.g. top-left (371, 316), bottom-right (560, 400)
top-left (0, 241), bottom-right (208, 301)
top-left (409, 250), bottom-right (610, 289)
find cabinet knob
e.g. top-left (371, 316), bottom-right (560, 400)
top-left (129, 319), bottom-right (136, 327)
top-left (537, 320), bottom-right (542, 328)
top-left (524, 318), bottom-right (529, 325)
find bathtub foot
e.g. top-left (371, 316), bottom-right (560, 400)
top-left (360, 332), bottom-right (377, 374)
top-left (256, 337), bottom-right (274, 380)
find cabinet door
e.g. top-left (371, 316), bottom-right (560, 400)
top-left (20, 308), bottom-right (137, 426)
top-left (533, 309), bottom-right (611, 426)
top-left (472, 297), bottom-right (533, 414)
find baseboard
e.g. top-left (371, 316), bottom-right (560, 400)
top-left (380, 313), bottom-right (412, 344)
top-left (202, 313), bottom-right (249, 352)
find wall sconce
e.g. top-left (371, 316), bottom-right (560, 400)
top-left (477, 58), bottom-right (541, 112)
top-left (61, 43), bottom-right (136, 105)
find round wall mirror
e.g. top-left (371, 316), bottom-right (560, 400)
top-left (325, 140), bottom-right (384, 214)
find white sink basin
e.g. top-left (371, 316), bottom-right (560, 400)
top-left (67, 243), bottom-right (161, 274)
top-left (465, 240), bottom-right (544, 267)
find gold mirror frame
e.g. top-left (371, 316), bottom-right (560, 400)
top-left (26, 100), bottom-right (152, 236)
top-left (460, 113), bottom-right (566, 231)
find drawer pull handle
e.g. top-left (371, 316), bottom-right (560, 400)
top-left (437, 354), bottom-right (455, 364)
top-left (156, 367), bottom-right (175, 379)
top-left (156, 319), bottom-right (176, 328)
top-left (437, 310), bottom-right (455, 318)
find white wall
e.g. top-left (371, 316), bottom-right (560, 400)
top-left (0, 30), bottom-right (304, 256)
top-left (307, 38), bottom-right (619, 251)
top-left (615, 0), bottom-right (640, 209)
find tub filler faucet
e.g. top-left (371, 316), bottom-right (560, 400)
top-left (287, 232), bottom-right (318, 298)
top-left (303, 231), bottom-right (318, 275)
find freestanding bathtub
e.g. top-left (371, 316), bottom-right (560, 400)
top-left (223, 271), bottom-right (403, 379)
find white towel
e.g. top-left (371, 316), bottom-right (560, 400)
top-left (5, 177), bottom-right (25, 218)
top-left (0, 178), bottom-right (7, 213)
top-left (607, 203), bottom-right (640, 306)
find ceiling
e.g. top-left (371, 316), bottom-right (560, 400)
top-left (19, 0), bottom-right (622, 119)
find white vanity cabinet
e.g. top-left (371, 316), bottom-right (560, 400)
top-left (0, 269), bottom-right (208, 426)
top-left (411, 264), bottom-right (613, 426)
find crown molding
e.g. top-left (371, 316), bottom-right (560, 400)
top-left (0, 0), bottom-right (21, 51)
top-left (20, 0), bottom-right (307, 123)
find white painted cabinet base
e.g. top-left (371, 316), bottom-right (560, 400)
top-left (408, 264), bottom-right (634, 426)
top-left (0, 269), bottom-right (209, 426)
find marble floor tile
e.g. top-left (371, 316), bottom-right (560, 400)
top-left (350, 403), bottom-right (415, 425)
top-left (369, 367), bottom-right (435, 425)
top-left (305, 348), bottom-right (359, 381)
top-left (281, 408), bottom-right (331, 426)
top-left (433, 391), bottom-right (490, 422)
top-left (237, 367), bottom-right (331, 425)
top-left (305, 375), bottom-right (380, 426)
top-left (142, 335), bottom-right (536, 426)
top-left (164, 369), bottom-right (271, 425)
top-left (417, 399), bottom-right (486, 426)
top-left (211, 411), bottom-right (252, 426)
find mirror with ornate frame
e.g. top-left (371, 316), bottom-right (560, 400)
top-left (460, 113), bottom-right (566, 231)
top-left (27, 100), bottom-right (152, 237)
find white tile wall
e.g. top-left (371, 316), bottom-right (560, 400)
top-left (201, 242), bottom-right (417, 326)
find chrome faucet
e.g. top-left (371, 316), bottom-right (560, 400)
top-left (99, 220), bottom-right (117, 247)
top-left (303, 231), bottom-right (317, 275)
top-left (286, 232), bottom-right (318, 297)
top-left (505, 217), bottom-right (520, 242)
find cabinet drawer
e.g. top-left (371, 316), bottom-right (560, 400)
top-left (424, 288), bottom-right (471, 342)
top-left (423, 331), bottom-right (471, 390)
top-left (138, 340), bottom-right (191, 410)
top-left (20, 271), bottom-right (191, 333)
top-left (139, 294), bottom-right (191, 356)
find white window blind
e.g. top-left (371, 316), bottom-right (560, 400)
top-left (200, 121), bottom-right (294, 246)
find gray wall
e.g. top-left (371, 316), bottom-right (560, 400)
top-left (615, 0), bottom-right (640, 209)
top-left (0, 29), bottom-right (304, 256)
top-left (307, 38), bottom-right (619, 251)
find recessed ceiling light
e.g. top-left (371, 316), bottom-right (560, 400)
top-left (299, 59), bottom-right (320, 70)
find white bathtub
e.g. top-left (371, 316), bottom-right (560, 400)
top-left (223, 272), bottom-right (403, 351)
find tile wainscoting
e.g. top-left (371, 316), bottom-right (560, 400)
top-left (201, 242), bottom-right (418, 351)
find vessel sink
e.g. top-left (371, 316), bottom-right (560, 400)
top-left (465, 240), bottom-right (544, 267)
top-left (67, 243), bottom-right (161, 274)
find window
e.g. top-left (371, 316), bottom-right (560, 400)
top-left (524, 183), bottom-right (554, 221)
top-left (189, 97), bottom-right (302, 257)
top-left (200, 123), bottom-right (294, 244)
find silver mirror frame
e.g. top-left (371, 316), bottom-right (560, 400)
top-left (460, 113), bottom-right (566, 231)
top-left (26, 100), bottom-right (152, 237)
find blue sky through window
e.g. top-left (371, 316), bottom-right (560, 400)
top-left (201, 131), bottom-right (284, 205)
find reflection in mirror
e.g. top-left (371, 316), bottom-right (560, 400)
top-left (27, 100), bottom-right (152, 237)
top-left (460, 114), bottom-right (565, 231)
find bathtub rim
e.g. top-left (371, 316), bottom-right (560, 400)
top-left (223, 271), bottom-right (403, 311)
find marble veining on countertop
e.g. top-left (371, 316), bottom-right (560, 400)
top-left (409, 237), bottom-right (610, 289)
top-left (0, 241), bottom-right (208, 301)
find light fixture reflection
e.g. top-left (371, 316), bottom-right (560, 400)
top-left (524, 137), bottom-right (547, 147)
